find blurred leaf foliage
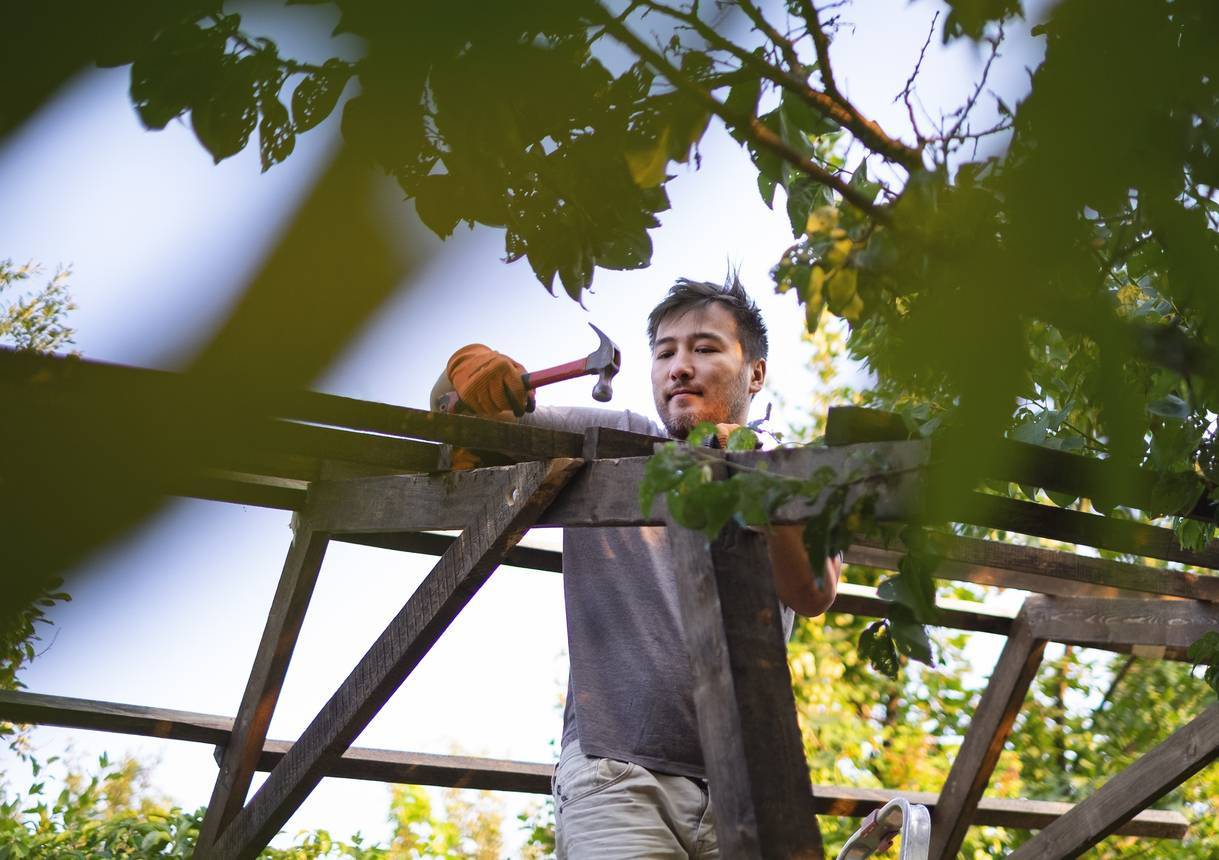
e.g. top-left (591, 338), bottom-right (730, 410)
top-left (0, 748), bottom-right (527, 858)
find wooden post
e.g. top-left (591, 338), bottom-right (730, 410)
top-left (667, 518), bottom-right (824, 859)
top-left (1009, 703), bottom-right (1219, 859)
top-left (929, 612), bottom-right (1046, 860)
top-left (207, 458), bottom-right (581, 859)
top-left (196, 522), bottom-right (329, 853)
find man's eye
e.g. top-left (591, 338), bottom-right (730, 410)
top-left (656, 351), bottom-right (673, 359)
top-left (696, 346), bottom-right (717, 353)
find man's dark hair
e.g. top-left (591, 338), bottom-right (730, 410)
top-left (646, 273), bottom-right (769, 361)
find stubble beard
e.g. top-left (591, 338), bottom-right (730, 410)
top-left (656, 368), bottom-right (753, 439)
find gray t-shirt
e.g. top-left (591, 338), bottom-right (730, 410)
top-left (521, 405), bottom-right (795, 779)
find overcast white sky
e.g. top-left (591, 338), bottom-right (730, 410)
top-left (0, 0), bottom-right (1047, 849)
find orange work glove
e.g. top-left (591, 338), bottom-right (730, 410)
top-left (445, 344), bottom-right (532, 417)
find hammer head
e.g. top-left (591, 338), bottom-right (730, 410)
top-left (585, 323), bottom-right (621, 402)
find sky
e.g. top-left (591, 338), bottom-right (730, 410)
top-left (0, 0), bottom-right (1050, 849)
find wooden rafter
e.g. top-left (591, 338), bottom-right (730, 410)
top-left (0, 690), bottom-right (1189, 838)
top-left (196, 526), bottom-right (331, 852)
top-left (1008, 704), bottom-right (1219, 859)
top-left (205, 457), bottom-right (582, 859)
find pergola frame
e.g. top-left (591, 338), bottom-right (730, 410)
top-left (5, 352), bottom-right (1219, 859)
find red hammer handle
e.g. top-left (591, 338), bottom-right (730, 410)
top-left (521, 358), bottom-right (590, 389)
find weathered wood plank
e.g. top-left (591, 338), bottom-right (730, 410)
top-left (176, 473), bottom-right (308, 511)
top-left (210, 458), bottom-right (583, 860)
top-left (335, 531), bottom-right (564, 573)
top-left (1008, 703), bottom-right (1219, 859)
top-left (826, 406), bottom-right (1212, 523)
top-left (930, 615), bottom-right (1047, 860)
top-left (1022, 596), bottom-right (1219, 651)
top-left (951, 493), bottom-right (1219, 570)
top-left (307, 441), bottom-right (929, 533)
top-left (668, 518), bottom-right (824, 859)
top-left (196, 526), bottom-right (330, 852)
top-left (0, 349), bottom-right (585, 460)
top-left (849, 533), bottom-right (1219, 603)
top-left (0, 689), bottom-right (1187, 837)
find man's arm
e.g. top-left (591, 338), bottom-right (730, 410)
top-left (766, 526), bottom-right (841, 617)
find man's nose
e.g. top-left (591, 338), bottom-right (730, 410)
top-left (669, 350), bottom-right (694, 380)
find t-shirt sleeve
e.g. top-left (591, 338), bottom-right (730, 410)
top-left (520, 405), bottom-right (665, 437)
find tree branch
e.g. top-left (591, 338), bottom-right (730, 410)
top-left (593, 4), bottom-right (890, 220)
top-left (797, 0), bottom-right (840, 103)
top-left (632, 0), bottom-right (924, 172)
top-left (737, 0), bottom-right (803, 73)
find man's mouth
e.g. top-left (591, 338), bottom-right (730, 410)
top-left (668, 388), bottom-right (701, 401)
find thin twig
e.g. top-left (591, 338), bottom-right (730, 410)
top-left (895, 11), bottom-right (938, 146)
top-left (633, 0), bottom-right (923, 171)
top-left (737, 0), bottom-right (803, 73)
top-left (797, 0), bottom-right (840, 102)
top-left (943, 23), bottom-right (1004, 150)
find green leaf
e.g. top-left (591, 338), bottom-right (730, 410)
top-left (290, 59), bottom-right (349, 132)
top-left (413, 174), bottom-right (463, 238)
top-left (1150, 471), bottom-right (1204, 517)
top-left (858, 621), bottom-right (899, 678)
top-left (786, 176), bottom-right (829, 238)
top-left (890, 615), bottom-right (934, 665)
top-left (1045, 490), bottom-right (1078, 508)
top-left (1147, 394), bottom-right (1191, 419)
top-left (258, 92), bottom-right (295, 172)
top-left (1174, 516), bottom-right (1214, 552)
top-left (726, 427), bottom-right (759, 451)
top-left (687, 421), bottom-right (717, 448)
top-left (190, 56), bottom-right (260, 164)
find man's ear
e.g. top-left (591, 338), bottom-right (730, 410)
top-left (748, 357), bottom-right (766, 395)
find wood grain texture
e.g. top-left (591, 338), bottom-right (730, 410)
top-left (0, 689), bottom-right (1187, 837)
top-left (668, 518), bottom-right (824, 860)
top-left (1022, 596), bottom-right (1219, 650)
top-left (848, 533), bottom-right (1219, 602)
top-left (1008, 704), bottom-right (1219, 859)
top-left (930, 616), bottom-right (1047, 860)
top-left (210, 458), bottom-right (582, 860)
top-left (307, 441), bottom-right (929, 533)
top-left (196, 526), bottom-right (330, 852)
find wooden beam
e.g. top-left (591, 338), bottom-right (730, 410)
top-left (208, 458), bottom-right (582, 860)
top-left (1022, 596), bottom-right (1219, 652)
top-left (848, 533), bottom-right (1219, 603)
top-left (1008, 703), bottom-right (1219, 859)
top-left (826, 406), bottom-right (1213, 523)
top-left (668, 518), bottom-right (824, 859)
top-left (0, 349), bottom-right (585, 460)
top-left (306, 441), bottom-right (929, 533)
top-left (930, 614), bottom-right (1047, 860)
top-left (176, 474), bottom-right (307, 511)
top-left (0, 690), bottom-right (1187, 838)
top-left (196, 526), bottom-right (331, 852)
top-left (335, 532), bottom-right (1014, 634)
top-left (949, 493), bottom-right (1219, 570)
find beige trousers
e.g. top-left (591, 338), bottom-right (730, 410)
top-left (553, 741), bottom-right (720, 860)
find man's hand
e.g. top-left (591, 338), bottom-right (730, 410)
top-left (445, 344), bottom-right (534, 417)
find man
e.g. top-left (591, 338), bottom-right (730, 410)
top-left (433, 276), bottom-right (841, 858)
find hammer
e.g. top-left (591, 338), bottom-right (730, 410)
top-left (437, 323), bottom-right (621, 414)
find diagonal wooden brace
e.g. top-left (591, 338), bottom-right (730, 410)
top-left (196, 520), bottom-right (330, 853)
top-left (1008, 702), bottom-right (1219, 859)
top-left (202, 457), bottom-right (582, 859)
top-left (929, 610), bottom-right (1046, 860)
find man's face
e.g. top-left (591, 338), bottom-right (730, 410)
top-left (651, 302), bottom-right (765, 438)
